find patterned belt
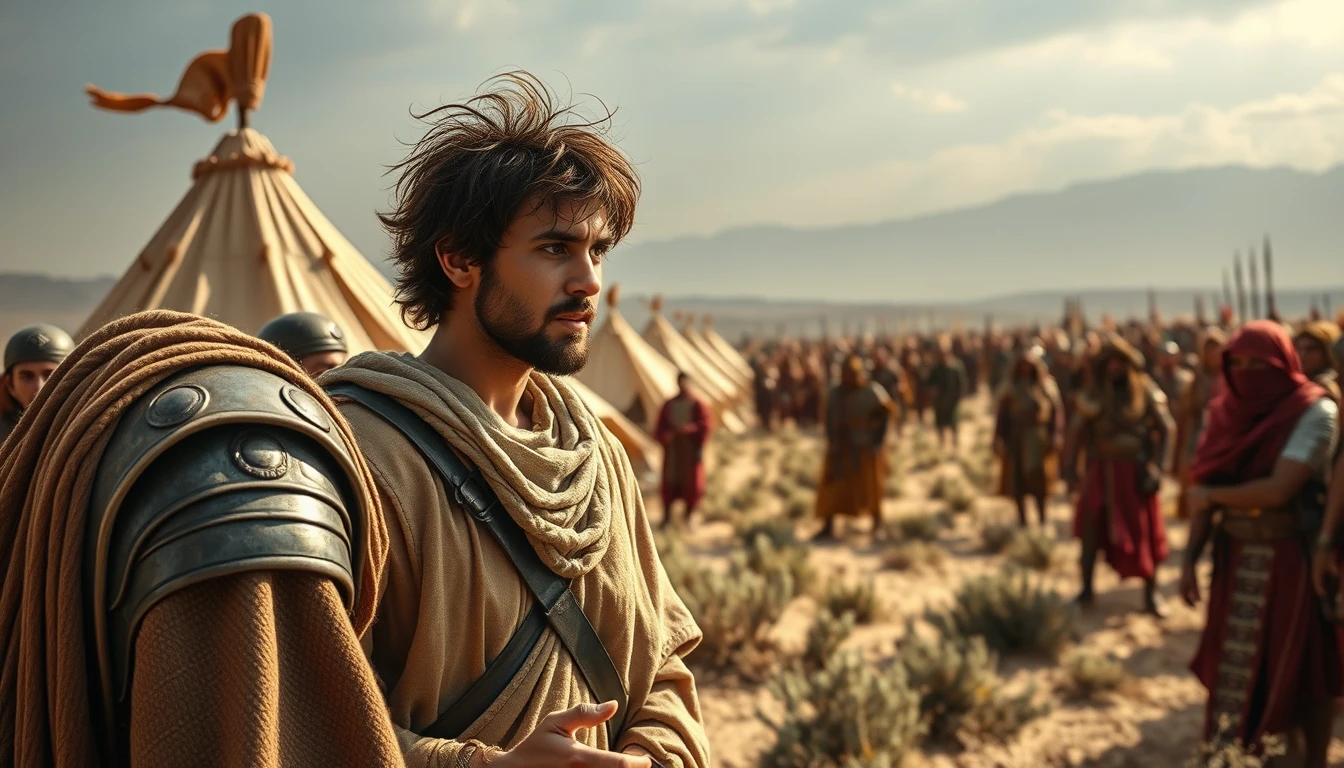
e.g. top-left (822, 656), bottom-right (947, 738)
top-left (1221, 508), bottom-right (1296, 541)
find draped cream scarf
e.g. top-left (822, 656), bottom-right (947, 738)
top-left (322, 352), bottom-right (615, 579)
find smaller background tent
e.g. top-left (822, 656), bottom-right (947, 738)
top-left (578, 285), bottom-right (681, 433)
top-left (642, 298), bottom-right (746, 433)
top-left (702, 316), bottom-right (755, 381)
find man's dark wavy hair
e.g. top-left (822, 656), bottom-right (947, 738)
top-left (379, 71), bottom-right (641, 330)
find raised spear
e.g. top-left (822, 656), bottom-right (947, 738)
top-left (1222, 269), bottom-right (1234, 315)
top-left (1248, 247), bottom-right (1261, 320)
top-left (1263, 235), bottom-right (1277, 321)
top-left (1234, 252), bottom-right (1248, 326)
top-left (1195, 294), bottom-right (1206, 326)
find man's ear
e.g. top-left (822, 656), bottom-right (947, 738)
top-left (435, 238), bottom-right (476, 290)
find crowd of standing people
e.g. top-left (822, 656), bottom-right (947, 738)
top-left (744, 309), bottom-right (1344, 762)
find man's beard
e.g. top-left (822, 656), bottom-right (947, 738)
top-left (474, 267), bottom-right (591, 376)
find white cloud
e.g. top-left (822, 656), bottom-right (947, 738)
top-left (889, 82), bottom-right (968, 113)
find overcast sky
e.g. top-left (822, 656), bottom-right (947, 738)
top-left (2, 0), bottom-right (1343, 288)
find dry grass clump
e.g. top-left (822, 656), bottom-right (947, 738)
top-left (739, 518), bottom-right (814, 592)
top-left (884, 513), bottom-right (948, 544)
top-left (783, 487), bottom-right (816, 522)
top-left (759, 652), bottom-right (926, 768)
top-left (910, 430), bottom-right (942, 471)
top-left (780, 449), bottom-right (822, 491)
top-left (958, 449), bottom-right (997, 493)
top-left (1063, 650), bottom-right (1130, 699)
top-left (823, 578), bottom-right (885, 625)
top-left (979, 520), bottom-right (1017, 555)
top-left (1006, 529), bottom-right (1059, 572)
top-left (927, 472), bottom-right (976, 513)
top-left (901, 630), bottom-right (1049, 746)
top-left (926, 572), bottom-right (1076, 657)
top-left (680, 555), bottom-right (794, 681)
top-left (803, 608), bottom-right (855, 671)
top-left (1185, 716), bottom-right (1286, 767)
top-left (882, 540), bottom-right (947, 573)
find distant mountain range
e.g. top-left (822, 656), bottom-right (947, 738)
top-left (2, 163), bottom-right (1341, 341)
top-left (614, 164), bottom-right (1344, 305)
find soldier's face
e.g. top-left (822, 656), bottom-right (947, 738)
top-left (8, 361), bottom-right (58, 408)
top-left (1294, 338), bottom-right (1327, 377)
top-left (301, 350), bottom-right (347, 378)
top-left (475, 199), bottom-right (608, 375)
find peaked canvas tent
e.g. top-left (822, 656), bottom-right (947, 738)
top-left (79, 18), bottom-right (660, 473)
top-left (577, 285), bottom-right (682, 432)
top-left (681, 316), bottom-right (751, 391)
top-left (642, 299), bottom-right (746, 432)
top-left (702, 317), bottom-right (755, 380)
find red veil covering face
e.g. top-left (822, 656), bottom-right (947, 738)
top-left (1188, 320), bottom-right (1338, 746)
top-left (1191, 321), bottom-right (1325, 485)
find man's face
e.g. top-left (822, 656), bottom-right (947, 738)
top-left (301, 350), bottom-right (347, 378)
top-left (678, 376), bottom-right (693, 397)
top-left (8, 361), bottom-right (58, 408)
top-left (474, 199), bottom-right (609, 375)
top-left (1295, 337), bottom-right (1328, 377)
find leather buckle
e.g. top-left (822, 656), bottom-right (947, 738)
top-left (455, 470), bottom-right (497, 522)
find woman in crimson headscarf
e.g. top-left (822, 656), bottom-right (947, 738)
top-left (1182, 321), bottom-right (1341, 764)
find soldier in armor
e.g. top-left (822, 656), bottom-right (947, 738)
top-left (257, 310), bottom-right (350, 377)
top-left (0, 310), bottom-right (401, 766)
top-left (925, 341), bottom-right (968, 452)
top-left (1174, 329), bottom-right (1227, 519)
top-left (1063, 336), bottom-right (1174, 616)
top-left (1294, 321), bottom-right (1342, 404)
top-left (322, 73), bottom-right (708, 767)
top-left (812, 354), bottom-right (896, 541)
top-left (1182, 321), bottom-right (1341, 764)
top-left (993, 348), bottom-right (1064, 527)
top-left (751, 354), bottom-right (778, 431)
top-left (1152, 340), bottom-right (1194, 412)
top-left (654, 373), bottom-right (713, 529)
top-left (1, 323), bottom-right (74, 443)
top-left (869, 346), bottom-right (908, 438)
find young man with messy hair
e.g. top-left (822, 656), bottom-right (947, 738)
top-left (324, 72), bottom-right (709, 768)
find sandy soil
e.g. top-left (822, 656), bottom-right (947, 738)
top-left (651, 393), bottom-right (1344, 768)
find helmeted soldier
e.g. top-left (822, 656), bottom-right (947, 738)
top-left (1, 323), bottom-right (75, 443)
top-left (257, 311), bottom-right (349, 377)
top-left (0, 311), bottom-right (401, 766)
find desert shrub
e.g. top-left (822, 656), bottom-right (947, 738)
top-left (759, 652), bottom-right (926, 768)
top-left (773, 474), bottom-right (799, 499)
top-left (803, 608), bottom-right (855, 671)
top-left (824, 578), bottom-right (885, 625)
top-left (927, 472), bottom-right (976, 513)
top-left (979, 520), bottom-right (1017, 555)
top-left (740, 519), bottom-right (814, 589)
top-left (681, 555), bottom-right (794, 680)
top-left (884, 513), bottom-right (947, 544)
top-left (958, 451), bottom-right (996, 493)
top-left (783, 487), bottom-right (815, 522)
top-left (1185, 716), bottom-right (1286, 767)
top-left (901, 630), bottom-right (1049, 745)
top-left (730, 484), bottom-right (765, 515)
top-left (1007, 530), bottom-right (1058, 572)
top-left (909, 430), bottom-right (941, 471)
top-left (1064, 651), bottom-right (1129, 699)
top-left (882, 540), bottom-right (946, 572)
top-left (926, 572), bottom-right (1076, 657)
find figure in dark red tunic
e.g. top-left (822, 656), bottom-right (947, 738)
top-left (655, 373), bottom-right (713, 528)
top-left (1182, 321), bottom-right (1341, 764)
top-left (1064, 337), bottom-right (1174, 616)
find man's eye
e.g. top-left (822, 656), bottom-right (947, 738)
top-left (541, 243), bottom-right (568, 256)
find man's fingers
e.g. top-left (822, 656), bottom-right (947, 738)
top-left (544, 701), bottom-right (619, 737)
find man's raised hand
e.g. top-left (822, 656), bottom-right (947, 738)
top-left (492, 701), bottom-right (652, 768)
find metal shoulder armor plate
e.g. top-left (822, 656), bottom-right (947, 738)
top-left (84, 365), bottom-right (366, 715)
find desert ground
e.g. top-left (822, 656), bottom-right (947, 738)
top-left (650, 392), bottom-right (1344, 768)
